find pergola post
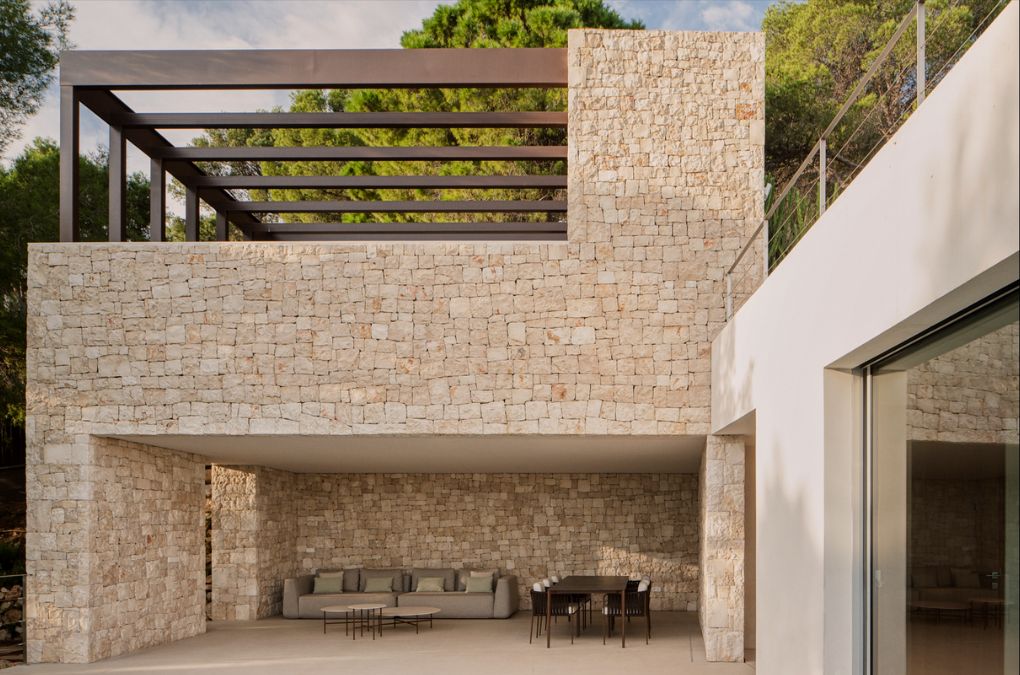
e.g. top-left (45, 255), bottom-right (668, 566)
top-left (215, 211), bottom-right (228, 241)
top-left (108, 125), bottom-right (127, 241)
top-left (149, 158), bottom-right (165, 242)
top-left (59, 85), bottom-right (79, 242)
top-left (185, 186), bottom-right (199, 241)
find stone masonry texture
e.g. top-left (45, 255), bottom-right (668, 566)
top-left (699, 435), bottom-right (745, 662)
top-left (25, 29), bottom-right (764, 663)
top-left (211, 465), bottom-right (299, 621)
top-left (25, 437), bottom-right (204, 663)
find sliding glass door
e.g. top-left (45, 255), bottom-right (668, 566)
top-left (869, 288), bottom-right (1019, 675)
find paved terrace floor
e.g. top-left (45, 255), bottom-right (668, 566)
top-left (11, 612), bottom-right (753, 675)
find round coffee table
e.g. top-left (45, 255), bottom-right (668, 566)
top-left (347, 603), bottom-right (387, 640)
top-left (379, 606), bottom-right (441, 635)
top-left (321, 605), bottom-right (351, 636)
top-left (909, 600), bottom-right (969, 624)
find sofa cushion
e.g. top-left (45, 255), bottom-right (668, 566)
top-left (456, 569), bottom-right (499, 591)
top-left (360, 568), bottom-right (404, 593)
top-left (465, 576), bottom-right (493, 593)
top-left (315, 568), bottom-right (360, 592)
top-left (411, 568), bottom-right (456, 592)
top-left (313, 576), bottom-right (343, 594)
top-left (935, 565), bottom-right (953, 588)
top-left (416, 577), bottom-right (446, 593)
top-left (398, 592), bottom-right (494, 619)
top-left (297, 592), bottom-right (397, 619)
top-left (365, 576), bottom-right (394, 592)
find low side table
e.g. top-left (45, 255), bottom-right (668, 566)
top-left (379, 606), bottom-right (441, 635)
top-left (347, 603), bottom-right (387, 640)
top-left (321, 605), bottom-right (351, 636)
top-left (969, 597), bottom-right (1005, 628)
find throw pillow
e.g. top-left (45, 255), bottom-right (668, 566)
top-left (313, 575), bottom-right (343, 594)
top-left (465, 576), bottom-right (493, 593)
top-left (416, 577), bottom-right (445, 593)
top-left (364, 577), bottom-right (393, 593)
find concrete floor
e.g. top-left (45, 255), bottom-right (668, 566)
top-left (11, 612), bottom-right (753, 675)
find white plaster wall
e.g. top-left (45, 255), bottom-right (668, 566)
top-left (711, 4), bottom-right (1019, 674)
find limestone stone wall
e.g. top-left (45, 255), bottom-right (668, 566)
top-left (294, 472), bottom-right (699, 610)
top-left (25, 437), bottom-right (204, 663)
top-left (25, 28), bottom-right (763, 663)
top-left (211, 465), bottom-right (298, 620)
top-left (907, 322), bottom-right (1019, 444)
top-left (699, 435), bottom-right (745, 662)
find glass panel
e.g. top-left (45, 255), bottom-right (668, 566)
top-left (871, 293), bottom-right (1019, 675)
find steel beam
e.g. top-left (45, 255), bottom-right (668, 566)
top-left (149, 157), bottom-right (165, 242)
top-left (108, 125), bottom-right (127, 241)
top-left (228, 200), bottom-right (567, 213)
top-left (109, 111), bottom-right (567, 129)
top-left (215, 211), bottom-right (228, 241)
top-left (261, 231), bottom-right (566, 242)
top-left (152, 146), bottom-right (567, 161)
top-left (76, 89), bottom-right (260, 237)
top-left (59, 85), bottom-right (79, 242)
top-left (185, 187), bottom-right (199, 241)
top-left (249, 221), bottom-right (566, 235)
top-left (191, 174), bottom-right (567, 190)
top-left (59, 48), bottom-right (567, 89)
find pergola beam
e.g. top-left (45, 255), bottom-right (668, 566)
top-left (59, 48), bottom-right (567, 89)
top-left (228, 200), bottom-right (566, 213)
top-left (153, 146), bottom-right (567, 162)
top-left (110, 111), bottom-right (567, 129)
top-left (192, 175), bottom-right (567, 190)
top-left (250, 221), bottom-right (565, 235)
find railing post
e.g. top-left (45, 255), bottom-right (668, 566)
top-left (59, 85), bottom-right (79, 242)
top-left (917, 0), bottom-right (926, 105)
top-left (725, 274), bottom-right (733, 319)
top-left (818, 137), bottom-right (827, 217)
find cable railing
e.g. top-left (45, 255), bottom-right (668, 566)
top-left (725, 0), bottom-right (1009, 318)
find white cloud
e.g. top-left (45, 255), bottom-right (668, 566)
top-left (700, 1), bottom-right (758, 31)
top-left (6, 0), bottom-right (444, 166)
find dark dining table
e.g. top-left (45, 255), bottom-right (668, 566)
top-left (546, 575), bottom-right (630, 648)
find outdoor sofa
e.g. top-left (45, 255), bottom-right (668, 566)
top-left (283, 567), bottom-right (519, 619)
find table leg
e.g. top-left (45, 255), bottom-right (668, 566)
top-left (546, 591), bottom-right (552, 648)
top-left (621, 590), bottom-right (627, 648)
top-left (323, 610), bottom-right (326, 634)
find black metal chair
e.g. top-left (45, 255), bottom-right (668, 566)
top-left (602, 581), bottom-right (652, 645)
top-left (529, 586), bottom-right (582, 644)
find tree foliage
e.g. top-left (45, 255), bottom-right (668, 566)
top-left (194, 0), bottom-right (642, 224)
top-left (0, 0), bottom-right (73, 155)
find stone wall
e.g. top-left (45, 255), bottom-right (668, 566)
top-left (293, 472), bottom-right (699, 610)
top-left (907, 322), bottom-right (1019, 444)
top-left (25, 437), bottom-right (204, 663)
top-left (699, 435), bottom-right (745, 662)
top-left (211, 465), bottom-right (298, 620)
top-left (25, 28), bottom-right (763, 663)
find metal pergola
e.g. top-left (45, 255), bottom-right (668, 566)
top-left (58, 48), bottom-right (568, 242)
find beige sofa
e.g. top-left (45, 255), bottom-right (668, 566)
top-left (910, 565), bottom-right (1002, 602)
top-left (283, 567), bottom-right (518, 619)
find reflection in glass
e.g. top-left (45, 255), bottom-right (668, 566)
top-left (871, 293), bottom-right (1019, 675)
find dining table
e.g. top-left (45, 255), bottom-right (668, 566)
top-left (546, 575), bottom-right (630, 648)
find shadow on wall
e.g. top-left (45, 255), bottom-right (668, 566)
top-left (593, 547), bottom-right (700, 611)
top-left (919, 11), bottom-right (1018, 301)
top-left (755, 442), bottom-right (822, 671)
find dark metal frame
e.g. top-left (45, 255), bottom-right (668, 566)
top-left (58, 48), bottom-right (568, 242)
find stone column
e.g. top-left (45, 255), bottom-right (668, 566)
top-left (26, 437), bottom-right (205, 663)
top-left (699, 435), bottom-right (745, 661)
top-left (211, 465), bottom-right (298, 621)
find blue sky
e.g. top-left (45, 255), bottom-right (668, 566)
top-left (8, 0), bottom-right (776, 191)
